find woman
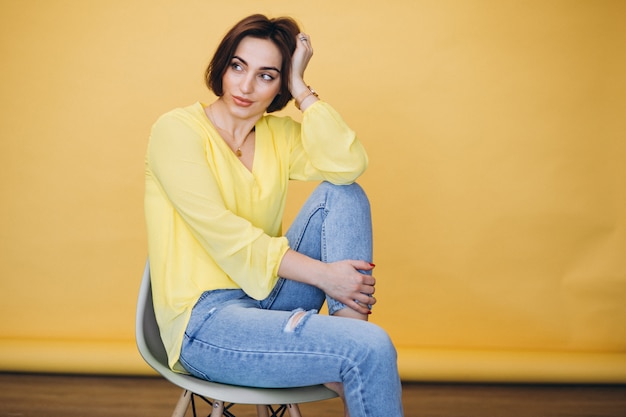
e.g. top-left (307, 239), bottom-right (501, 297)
top-left (144, 14), bottom-right (403, 417)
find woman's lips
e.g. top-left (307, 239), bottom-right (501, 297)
top-left (232, 95), bottom-right (253, 107)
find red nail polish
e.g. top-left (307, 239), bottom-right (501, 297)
top-left (369, 263), bottom-right (376, 267)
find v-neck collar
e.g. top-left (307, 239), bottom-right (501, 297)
top-left (197, 102), bottom-right (261, 177)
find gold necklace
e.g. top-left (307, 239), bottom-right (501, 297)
top-left (207, 106), bottom-right (253, 158)
top-left (235, 129), bottom-right (253, 157)
top-left (230, 128), bottom-right (253, 157)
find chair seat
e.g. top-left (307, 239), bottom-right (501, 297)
top-left (163, 371), bottom-right (337, 405)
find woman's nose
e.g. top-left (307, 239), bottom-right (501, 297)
top-left (240, 74), bottom-right (254, 93)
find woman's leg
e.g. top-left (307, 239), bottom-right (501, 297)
top-left (259, 182), bottom-right (376, 415)
top-left (180, 182), bottom-right (404, 416)
top-left (261, 181), bottom-right (374, 316)
top-left (260, 182), bottom-right (402, 416)
top-left (181, 298), bottom-right (403, 417)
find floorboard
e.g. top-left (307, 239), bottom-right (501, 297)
top-left (1, 373), bottom-right (624, 417)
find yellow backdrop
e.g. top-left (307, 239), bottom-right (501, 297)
top-left (1, 0), bottom-right (625, 383)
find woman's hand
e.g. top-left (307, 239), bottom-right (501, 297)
top-left (317, 260), bottom-right (377, 315)
top-left (277, 249), bottom-right (376, 315)
top-left (290, 33), bottom-right (314, 100)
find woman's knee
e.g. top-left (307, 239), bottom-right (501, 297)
top-left (318, 182), bottom-right (370, 210)
top-left (367, 324), bottom-right (397, 360)
top-left (347, 321), bottom-right (397, 364)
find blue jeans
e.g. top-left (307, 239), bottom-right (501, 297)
top-left (180, 182), bottom-right (404, 417)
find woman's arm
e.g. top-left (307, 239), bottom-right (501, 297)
top-left (282, 34), bottom-right (374, 316)
top-left (284, 35), bottom-right (367, 184)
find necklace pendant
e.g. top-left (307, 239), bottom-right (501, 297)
top-left (235, 148), bottom-right (242, 157)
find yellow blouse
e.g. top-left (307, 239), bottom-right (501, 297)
top-left (144, 100), bottom-right (368, 371)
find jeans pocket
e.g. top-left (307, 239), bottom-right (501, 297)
top-left (186, 305), bottom-right (217, 339)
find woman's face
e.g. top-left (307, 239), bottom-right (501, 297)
top-left (221, 36), bottom-right (283, 119)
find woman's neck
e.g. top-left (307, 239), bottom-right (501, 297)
top-left (206, 99), bottom-right (258, 143)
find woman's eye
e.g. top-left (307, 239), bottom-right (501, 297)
top-left (260, 73), bottom-right (275, 81)
top-left (231, 63), bottom-right (243, 71)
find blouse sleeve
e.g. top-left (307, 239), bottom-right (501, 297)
top-left (288, 101), bottom-right (368, 184)
top-left (146, 110), bottom-right (288, 299)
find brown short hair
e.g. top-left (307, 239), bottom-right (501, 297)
top-left (205, 14), bottom-right (300, 113)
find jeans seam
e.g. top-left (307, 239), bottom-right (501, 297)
top-left (288, 203), bottom-right (326, 252)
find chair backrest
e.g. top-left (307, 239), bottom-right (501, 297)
top-left (135, 260), bottom-right (172, 376)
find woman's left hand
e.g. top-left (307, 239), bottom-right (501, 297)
top-left (290, 33), bottom-right (314, 97)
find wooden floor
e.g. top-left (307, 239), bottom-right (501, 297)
top-left (1, 373), bottom-right (625, 417)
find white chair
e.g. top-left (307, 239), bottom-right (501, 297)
top-left (135, 260), bottom-right (338, 417)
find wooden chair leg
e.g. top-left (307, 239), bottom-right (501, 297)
top-left (210, 400), bottom-right (225, 417)
top-left (287, 403), bottom-right (302, 417)
top-left (256, 404), bottom-right (270, 417)
top-left (171, 389), bottom-right (191, 417)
